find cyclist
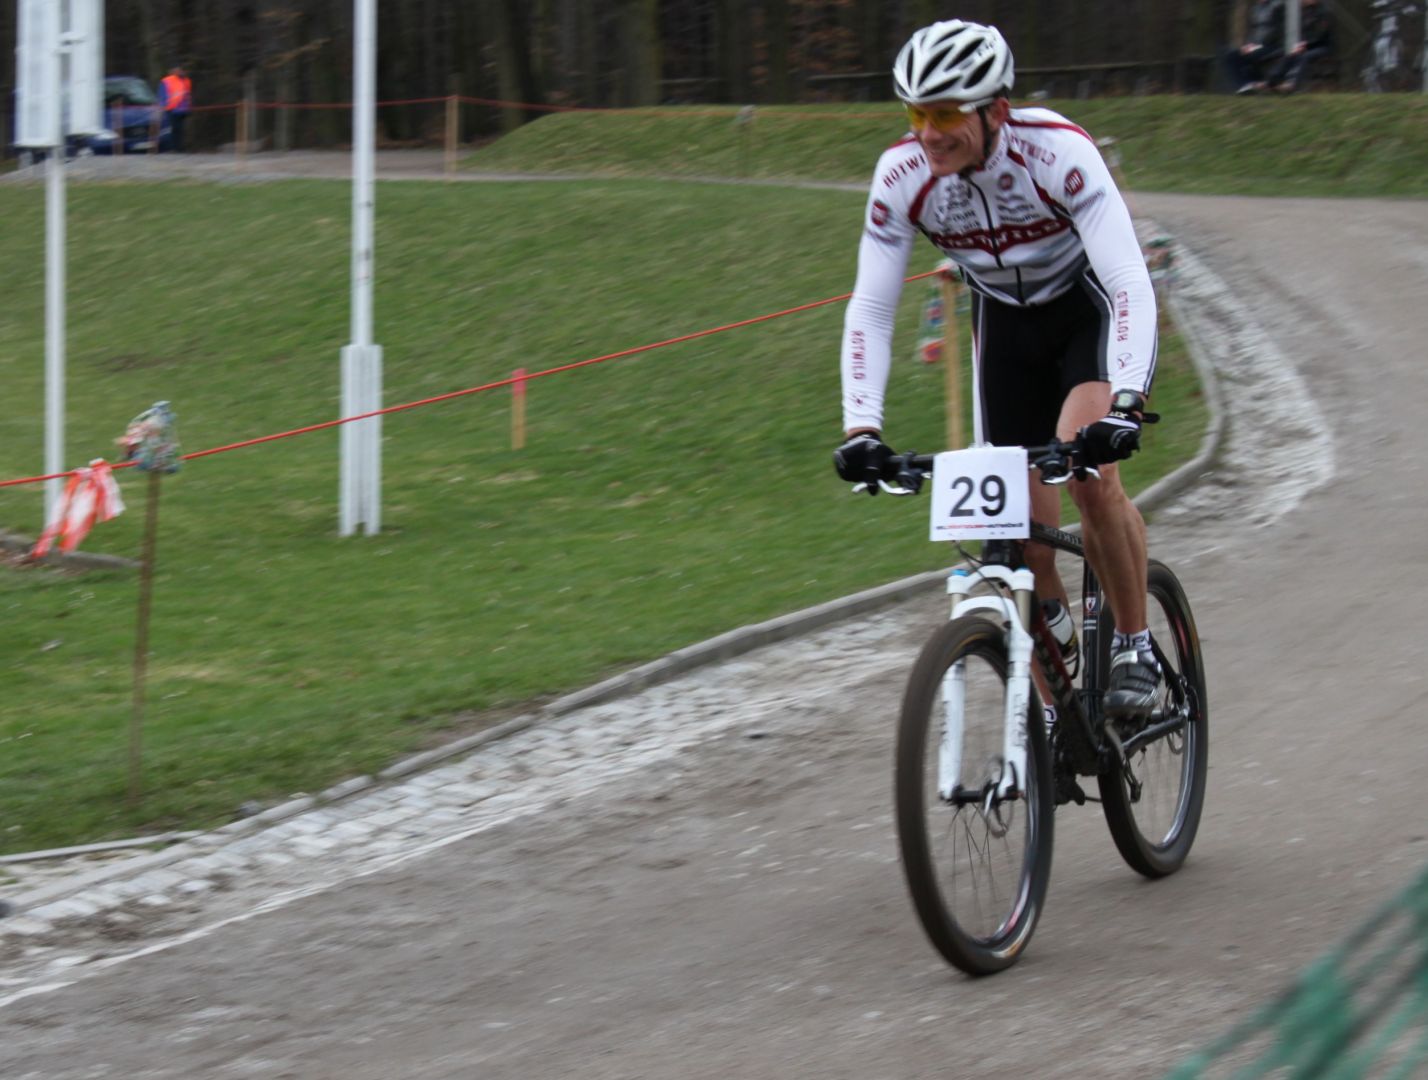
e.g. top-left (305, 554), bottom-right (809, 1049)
top-left (833, 19), bottom-right (1161, 718)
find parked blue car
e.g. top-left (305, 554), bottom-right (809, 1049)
top-left (8, 74), bottom-right (172, 160)
top-left (85, 75), bottom-right (172, 154)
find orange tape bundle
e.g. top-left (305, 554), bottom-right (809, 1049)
top-left (31, 460), bottom-right (125, 557)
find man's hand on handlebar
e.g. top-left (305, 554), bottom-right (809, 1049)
top-left (834, 432), bottom-right (926, 495)
top-left (834, 431), bottom-right (894, 484)
top-left (1077, 389), bottom-right (1159, 467)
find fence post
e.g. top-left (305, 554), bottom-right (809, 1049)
top-left (735, 105), bottom-right (755, 177)
top-left (512, 368), bottom-right (527, 450)
top-left (939, 268), bottom-right (964, 449)
top-left (446, 73), bottom-right (460, 179)
top-left (128, 470), bottom-right (161, 804)
top-left (245, 72), bottom-right (257, 156)
top-left (276, 67), bottom-right (291, 153)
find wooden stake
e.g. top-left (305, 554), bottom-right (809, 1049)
top-left (445, 74), bottom-right (461, 180)
top-left (129, 470), bottom-right (162, 805)
top-left (512, 368), bottom-right (527, 450)
top-left (939, 269), bottom-right (964, 449)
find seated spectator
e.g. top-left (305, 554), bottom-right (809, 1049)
top-left (1225, 0), bottom-right (1287, 93)
top-left (1272, 0), bottom-right (1335, 91)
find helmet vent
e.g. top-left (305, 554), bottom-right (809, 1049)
top-left (950, 41), bottom-right (982, 69)
top-left (966, 57), bottom-right (995, 89)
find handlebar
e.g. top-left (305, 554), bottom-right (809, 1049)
top-left (854, 439), bottom-right (1099, 497)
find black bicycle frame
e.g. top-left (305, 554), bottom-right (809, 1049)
top-left (902, 448), bottom-right (1119, 790)
top-left (985, 523), bottom-right (1108, 787)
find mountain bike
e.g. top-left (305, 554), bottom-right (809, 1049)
top-left (872, 442), bottom-right (1208, 976)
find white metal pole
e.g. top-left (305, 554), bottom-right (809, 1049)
top-left (43, 15), bottom-right (69, 526)
top-left (340, 0), bottom-right (381, 536)
top-left (340, 347), bottom-right (357, 535)
top-left (365, 347), bottom-right (382, 534)
top-left (44, 146), bottom-right (66, 523)
top-left (353, 0), bottom-right (374, 352)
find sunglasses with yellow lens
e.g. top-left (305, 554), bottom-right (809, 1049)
top-left (905, 102), bottom-right (975, 134)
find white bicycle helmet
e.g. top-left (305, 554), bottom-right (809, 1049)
top-left (893, 20), bottom-right (1015, 106)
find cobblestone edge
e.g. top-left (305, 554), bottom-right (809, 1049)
top-left (1, 225), bottom-right (1223, 920)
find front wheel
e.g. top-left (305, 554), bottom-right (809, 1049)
top-left (895, 616), bottom-right (1054, 975)
top-left (1098, 560), bottom-right (1209, 878)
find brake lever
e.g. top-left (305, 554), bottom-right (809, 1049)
top-left (1034, 444), bottom-right (1101, 485)
top-left (1043, 465), bottom-right (1101, 485)
top-left (851, 478), bottom-right (919, 496)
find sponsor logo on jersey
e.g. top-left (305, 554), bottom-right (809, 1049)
top-left (928, 217), bottom-right (1072, 255)
top-left (1064, 168), bottom-right (1085, 196)
top-left (1069, 189), bottom-right (1106, 216)
top-left (995, 194), bottom-right (1038, 218)
top-left (870, 200), bottom-right (890, 227)
top-left (850, 330), bottom-right (868, 380)
top-left (998, 173), bottom-right (1014, 191)
top-left (1007, 132), bottom-right (1056, 166)
top-left (881, 153), bottom-right (926, 189)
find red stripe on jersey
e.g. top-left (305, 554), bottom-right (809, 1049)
top-left (1006, 117), bottom-right (1095, 144)
top-left (888, 133), bottom-right (918, 151)
top-left (908, 175), bottom-right (938, 225)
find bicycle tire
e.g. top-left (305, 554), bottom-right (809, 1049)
top-left (1097, 560), bottom-right (1209, 878)
top-left (895, 615), bottom-right (1054, 975)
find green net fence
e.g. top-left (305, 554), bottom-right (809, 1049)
top-left (1167, 864), bottom-right (1428, 1079)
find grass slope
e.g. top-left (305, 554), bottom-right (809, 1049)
top-left (0, 159), bottom-right (1205, 852)
top-left (466, 95), bottom-right (1428, 197)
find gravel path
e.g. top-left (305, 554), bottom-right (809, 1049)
top-left (3, 161), bottom-right (1425, 1079)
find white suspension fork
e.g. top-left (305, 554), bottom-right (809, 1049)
top-left (940, 567), bottom-right (1038, 801)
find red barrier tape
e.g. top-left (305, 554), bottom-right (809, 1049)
top-left (457, 95), bottom-right (896, 119)
top-left (0, 281), bottom-right (943, 489)
top-left (179, 97), bottom-right (900, 120)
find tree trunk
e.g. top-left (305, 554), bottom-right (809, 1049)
top-left (766, 0), bottom-right (791, 102)
top-left (855, 0), bottom-right (882, 81)
top-left (579, 0), bottom-right (600, 105)
top-left (135, 0), bottom-right (164, 84)
top-left (621, 0), bottom-right (660, 105)
top-left (716, 0), bottom-right (749, 102)
top-left (1020, 0), bottom-right (1043, 72)
top-left (491, 0), bottom-right (545, 128)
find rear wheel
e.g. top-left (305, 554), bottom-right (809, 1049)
top-left (895, 615), bottom-right (1053, 975)
top-left (1097, 560), bottom-right (1208, 878)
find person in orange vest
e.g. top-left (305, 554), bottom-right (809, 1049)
top-left (159, 66), bottom-right (192, 152)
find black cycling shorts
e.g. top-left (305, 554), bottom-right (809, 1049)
top-left (969, 279), bottom-right (1111, 448)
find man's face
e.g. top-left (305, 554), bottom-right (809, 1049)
top-left (906, 98), bottom-right (1009, 177)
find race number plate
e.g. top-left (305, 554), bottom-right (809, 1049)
top-left (929, 447), bottom-right (1030, 542)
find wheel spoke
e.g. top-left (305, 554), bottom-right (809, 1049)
top-left (1097, 562), bottom-right (1208, 879)
top-left (896, 618), bottom-right (1052, 971)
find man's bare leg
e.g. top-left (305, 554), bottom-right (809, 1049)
top-left (1056, 382), bottom-right (1148, 635)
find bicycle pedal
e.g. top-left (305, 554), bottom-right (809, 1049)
top-left (1055, 774), bottom-right (1089, 806)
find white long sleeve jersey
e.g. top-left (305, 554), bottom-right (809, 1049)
top-left (841, 107), bottom-right (1157, 434)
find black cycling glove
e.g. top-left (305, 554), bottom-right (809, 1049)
top-left (833, 432), bottom-right (895, 484)
top-left (1078, 390), bottom-right (1155, 466)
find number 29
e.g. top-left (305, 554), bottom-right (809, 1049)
top-left (947, 474), bottom-right (1006, 518)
